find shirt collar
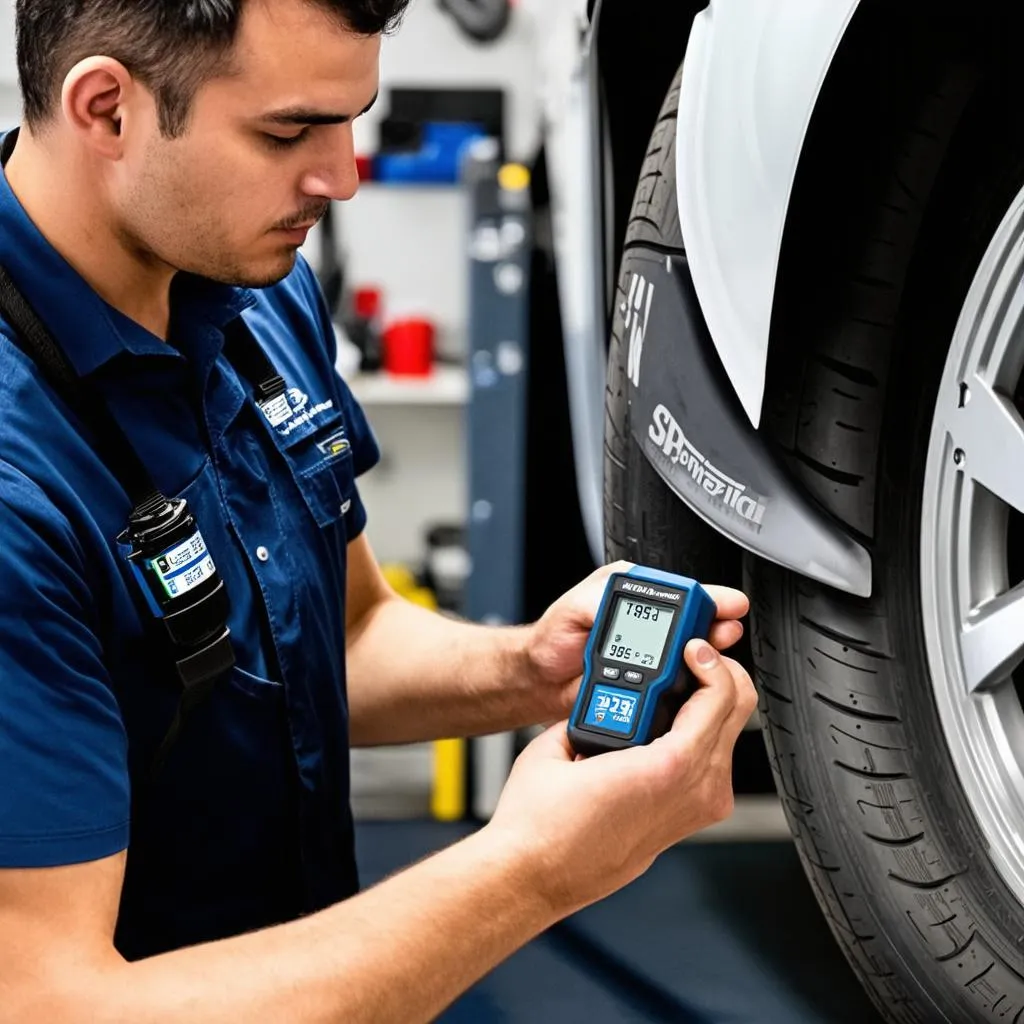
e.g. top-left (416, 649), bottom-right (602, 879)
top-left (0, 128), bottom-right (256, 377)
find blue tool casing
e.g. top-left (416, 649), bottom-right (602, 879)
top-left (567, 567), bottom-right (717, 756)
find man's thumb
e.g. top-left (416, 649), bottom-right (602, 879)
top-left (517, 722), bottom-right (576, 764)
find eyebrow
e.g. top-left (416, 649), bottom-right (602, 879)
top-left (261, 92), bottom-right (379, 127)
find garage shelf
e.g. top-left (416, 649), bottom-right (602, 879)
top-left (347, 365), bottom-right (469, 406)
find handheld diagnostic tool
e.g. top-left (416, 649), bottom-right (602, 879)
top-left (567, 567), bottom-right (717, 756)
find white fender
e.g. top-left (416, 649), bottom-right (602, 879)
top-left (676, 0), bottom-right (862, 427)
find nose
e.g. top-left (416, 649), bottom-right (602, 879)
top-left (301, 125), bottom-right (360, 203)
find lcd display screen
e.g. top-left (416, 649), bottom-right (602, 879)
top-left (601, 596), bottom-right (674, 668)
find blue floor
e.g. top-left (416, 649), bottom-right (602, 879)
top-left (356, 822), bottom-right (884, 1024)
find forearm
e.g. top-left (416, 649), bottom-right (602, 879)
top-left (45, 830), bottom-right (558, 1024)
top-left (346, 596), bottom-right (566, 746)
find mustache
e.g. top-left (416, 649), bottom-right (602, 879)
top-left (273, 203), bottom-right (330, 231)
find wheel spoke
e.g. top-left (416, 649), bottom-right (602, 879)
top-left (961, 583), bottom-right (1024, 695)
top-left (954, 379), bottom-right (1024, 516)
top-left (973, 225), bottom-right (1024, 379)
top-left (984, 274), bottom-right (1024, 384)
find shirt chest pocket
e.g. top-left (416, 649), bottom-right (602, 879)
top-left (270, 413), bottom-right (357, 531)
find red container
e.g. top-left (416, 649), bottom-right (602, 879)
top-left (383, 318), bottom-right (435, 377)
top-left (353, 286), bottom-right (383, 321)
top-left (355, 155), bottom-right (375, 182)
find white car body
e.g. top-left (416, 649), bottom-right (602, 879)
top-left (676, 1), bottom-right (861, 426)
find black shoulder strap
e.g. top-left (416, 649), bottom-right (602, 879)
top-left (0, 266), bottom-right (160, 509)
top-left (223, 317), bottom-right (287, 405)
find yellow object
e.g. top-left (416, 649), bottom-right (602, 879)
top-left (382, 563), bottom-right (438, 611)
top-left (382, 562), bottom-right (458, 817)
top-left (431, 739), bottom-right (466, 821)
top-left (498, 163), bottom-right (531, 193)
top-left (382, 563), bottom-right (416, 594)
top-left (406, 586), bottom-right (438, 611)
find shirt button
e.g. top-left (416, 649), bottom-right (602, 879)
top-left (256, 546), bottom-right (270, 562)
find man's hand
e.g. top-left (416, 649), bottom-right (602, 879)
top-left (346, 541), bottom-right (751, 747)
top-left (522, 561), bottom-right (750, 718)
top-left (485, 638), bottom-right (757, 915)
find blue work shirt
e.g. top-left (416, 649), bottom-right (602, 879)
top-left (0, 130), bottom-right (380, 959)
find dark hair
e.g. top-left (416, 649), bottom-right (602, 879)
top-left (16, 0), bottom-right (408, 137)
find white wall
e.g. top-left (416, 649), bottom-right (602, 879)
top-left (357, 406), bottom-right (467, 566)
top-left (0, 83), bottom-right (18, 130)
top-left (0, 0), bottom-right (13, 81)
top-left (0, 0), bottom-right (19, 127)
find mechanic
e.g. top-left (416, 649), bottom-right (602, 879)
top-left (0, 1), bottom-right (756, 1020)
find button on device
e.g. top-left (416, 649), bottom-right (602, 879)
top-left (624, 670), bottom-right (644, 685)
top-left (601, 666), bottom-right (621, 680)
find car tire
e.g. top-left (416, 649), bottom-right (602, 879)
top-left (604, 26), bottom-right (1024, 1024)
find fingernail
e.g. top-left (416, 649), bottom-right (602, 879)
top-left (696, 643), bottom-right (717, 667)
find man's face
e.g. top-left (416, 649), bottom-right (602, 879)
top-left (115, 0), bottom-right (380, 288)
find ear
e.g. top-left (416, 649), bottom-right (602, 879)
top-left (60, 57), bottom-right (138, 159)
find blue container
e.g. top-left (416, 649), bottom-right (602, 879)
top-left (374, 122), bottom-right (490, 184)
